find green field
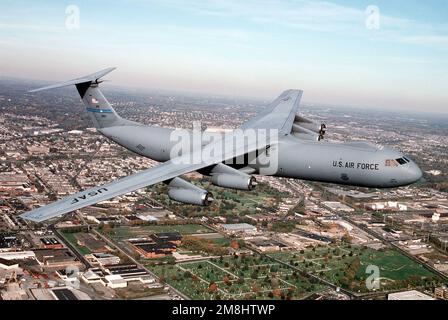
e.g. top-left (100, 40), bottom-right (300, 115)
top-left (269, 245), bottom-right (442, 293)
top-left (151, 255), bottom-right (326, 300)
top-left (60, 232), bottom-right (92, 255)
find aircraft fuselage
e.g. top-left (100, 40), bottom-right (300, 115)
top-left (99, 125), bottom-right (422, 189)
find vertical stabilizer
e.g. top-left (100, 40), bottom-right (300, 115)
top-left (28, 67), bottom-right (127, 129)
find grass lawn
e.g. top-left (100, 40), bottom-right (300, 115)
top-left (60, 232), bottom-right (92, 255)
top-left (356, 248), bottom-right (434, 280)
top-left (269, 244), bottom-right (441, 292)
top-left (150, 255), bottom-right (326, 300)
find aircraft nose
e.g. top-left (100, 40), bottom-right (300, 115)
top-left (405, 160), bottom-right (423, 184)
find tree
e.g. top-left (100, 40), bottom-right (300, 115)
top-left (230, 239), bottom-right (240, 250)
top-left (271, 276), bottom-right (279, 289)
top-left (223, 275), bottom-right (231, 286)
top-left (208, 282), bottom-right (218, 293)
top-left (341, 233), bottom-right (352, 243)
top-left (271, 288), bottom-right (281, 298)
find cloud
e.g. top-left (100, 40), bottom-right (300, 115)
top-left (399, 35), bottom-right (448, 46)
top-left (140, 0), bottom-right (448, 48)
top-left (0, 23), bottom-right (66, 33)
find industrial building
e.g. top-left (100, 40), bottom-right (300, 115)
top-left (388, 290), bottom-right (435, 300)
top-left (128, 232), bottom-right (182, 258)
top-left (129, 239), bottom-right (177, 258)
top-left (33, 248), bottom-right (83, 270)
top-left (81, 264), bottom-right (156, 289)
top-left (220, 223), bottom-right (258, 235)
top-left (40, 237), bottom-right (63, 249)
top-left (85, 252), bottom-right (121, 266)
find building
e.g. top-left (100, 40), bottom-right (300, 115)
top-left (129, 239), bottom-right (177, 258)
top-left (322, 201), bottom-right (355, 213)
top-left (26, 145), bottom-right (50, 155)
top-left (33, 249), bottom-right (83, 270)
top-left (365, 201), bottom-right (408, 211)
top-left (245, 214), bottom-right (278, 223)
top-left (0, 257), bottom-right (19, 270)
top-left (220, 223), bottom-right (258, 235)
top-left (104, 264), bottom-right (155, 284)
top-left (128, 232), bottom-right (182, 259)
top-left (104, 274), bottom-right (128, 289)
top-left (81, 268), bottom-right (107, 284)
top-left (86, 215), bottom-right (121, 224)
top-left (86, 253), bottom-right (120, 266)
top-left (30, 287), bottom-right (92, 300)
top-left (0, 251), bottom-right (35, 260)
top-left (149, 232), bottom-right (182, 245)
top-left (40, 237), bottom-right (64, 249)
top-left (81, 264), bottom-right (157, 288)
top-left (246, 238), bottom-right (287, 252)
top-left (0, 173), bottom-right (32, 191)
top-left (0, 234), bottom-right (20, 250)
top-left (388, 290), bottom-right (435, 300)
top-left (434, 285), bottom-right (448, 300)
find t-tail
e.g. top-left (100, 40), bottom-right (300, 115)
top-left (29, 67), bottom-right (133, 129)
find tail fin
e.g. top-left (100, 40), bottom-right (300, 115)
top-left (29, 67), bottom-right (125, 129)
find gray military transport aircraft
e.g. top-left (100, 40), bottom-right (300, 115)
top-left (21, 68), bottom-right (422, 223)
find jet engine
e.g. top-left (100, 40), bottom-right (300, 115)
top-left (210, 163), bottom-right (256, 190)
top-left (292, 115), bottom-right (326, 141)
top-left (167, 177), bottom-right (213, 205)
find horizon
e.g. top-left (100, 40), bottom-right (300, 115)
top-left (0, 0), bottom-right (447, 113)
top-left (0, 0), bottom-right (448, 112)
top-left (2, 74), bottom-right (448, 118)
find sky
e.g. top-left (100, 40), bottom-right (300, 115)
top-left (0, 0), bottom-right (447, 113)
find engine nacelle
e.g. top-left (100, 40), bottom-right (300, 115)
top-left (211, 174), bottom-right (256, 190)
top-left (294, 115), bottom-right (326, 136)
top-left (209, 163), bottom-right (256, 190)
top-left (167, 177), bottom-right (213, 206)
top-left (168, 188), bottom-right (213, 206)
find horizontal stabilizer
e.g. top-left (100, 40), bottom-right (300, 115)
top-left (28, 67), bottom-right (116, 93)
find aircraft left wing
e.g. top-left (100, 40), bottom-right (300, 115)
top-left (21, 131), bottom-right (275, 223)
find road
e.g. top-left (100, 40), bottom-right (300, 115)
top-left (51, 225), bottom-right (92, 269)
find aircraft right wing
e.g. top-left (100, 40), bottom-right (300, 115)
top-left (241, 89), bottom-right (303, 135)
top-left (20, 130), bottom-right (276, 223)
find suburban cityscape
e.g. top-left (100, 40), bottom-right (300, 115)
top-left (1, 79), bottom-right (447, 300)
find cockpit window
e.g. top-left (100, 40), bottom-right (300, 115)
top-left (386, 157), bottom-right (410, 167)
top-left (385, 159), bottom-right (398, 167)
